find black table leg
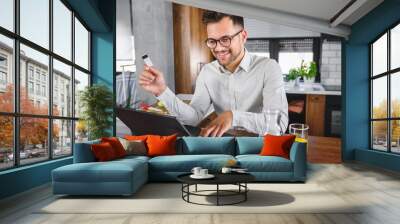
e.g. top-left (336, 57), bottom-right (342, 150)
top-left (195, 184), bottom-right (197, 192)
top-left (245, 183), bottom-right (247, 201)
top-left (216, 184), bottom-right (219, 206)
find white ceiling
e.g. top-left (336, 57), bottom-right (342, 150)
top-left (225, 0), bottom-right (352, 24)
top-left (169, 0), bottom-right (384, 38)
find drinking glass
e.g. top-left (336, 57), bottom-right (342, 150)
top-left (289, 123), bottom-right (309, 143)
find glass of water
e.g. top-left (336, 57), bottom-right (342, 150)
top-left (289, 123), bottom-right (309, 143)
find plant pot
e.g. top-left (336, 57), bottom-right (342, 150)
top-left (286, 79), bottom-right (296, 88)
top-left (303, 77), bottom-right (315, 84)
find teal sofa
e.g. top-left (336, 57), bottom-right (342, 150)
top-left (52, 137), bottom-right (307, 196)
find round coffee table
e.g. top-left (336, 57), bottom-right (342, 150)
top-left (177, 173), bottom-right (255, 206)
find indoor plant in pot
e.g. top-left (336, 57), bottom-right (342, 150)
top-left (301, 60), bottom-right (317, 84)
top-left (286, 68), bottom-right (300, 88)
top-left (287, 60), bottom-right (317, 88)
top-left (79, 84), bottom-right (113, 140)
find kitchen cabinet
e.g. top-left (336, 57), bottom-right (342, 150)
top-left (306, 94), bottom-right (326, 136)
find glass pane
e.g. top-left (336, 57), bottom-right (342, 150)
top-left (372, 77), bottom-right (387, 119)
top-left (53, 0), bottom-right (72, 60)
top-left (0, 0), bottom-right (14, 31)
top-left (372, 33), bottom-right (387, 76)
top-left (53, 59), bottom-right (72, 117)
top-left (372, 121), bottom-right (388, 151)
top-left (20, 45), bottom-right (49, 115)
top-left (74, 69), bottom-right (89, 118)
top-left (75, 18), bottom-right (89, 70)
top-left (0, 34), bottom-right (14, 112)
top-left (75, 120), bottom-right (88, 143)
top-left (278, 52), bottom-right (313, 75)
top-left (20, 117), bottom-right (49, 165)
top-left (391, 24), bottom-right (400, 70)
top-left (0, 116), bottom-right (14, 170)
top-left (53, 119), bottom-right (72, 158)
top-left (391, 120), bottom-right (400, 153)
top-left (20, 0), bottom-right (49, 49)
top-left (391, 72), bottom-right (400, 118)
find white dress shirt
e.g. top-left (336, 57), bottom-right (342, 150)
top-left (157, 50), bottom-right (289, 136)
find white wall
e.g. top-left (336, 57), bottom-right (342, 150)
top-left (320, 40), bottom-right (342, 86)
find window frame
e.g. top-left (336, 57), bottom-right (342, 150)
top-left (0, 0), bottom-right (92, 171)
top-left (246, 37), bottom-right (322, 82)
top-left (369, 20), bottom-right (400, 154)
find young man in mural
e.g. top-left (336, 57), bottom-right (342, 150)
top-left (139, 10), bottom-right (288, 137)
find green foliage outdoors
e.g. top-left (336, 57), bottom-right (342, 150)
top-left (372, 99), bottom-right (400, 142)
top-left (79, 84), bottom-right (113, 140)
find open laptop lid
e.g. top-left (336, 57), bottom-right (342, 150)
top-left (116, 108), bottom-right (194, 137)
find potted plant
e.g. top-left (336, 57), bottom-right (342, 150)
top-left (301, 60), bottom-right (317, 84)
top-left (79, 84), bottom-right (113, 140)
top-left (286, 68), bottom-right (300, 88)
top-left (286, 60), bottom-right (317, 88)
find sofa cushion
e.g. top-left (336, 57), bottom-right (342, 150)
top-left (118, 138), bottom-right (147, 156)
top-left (91, 142), bottom-right (118, 161)
top-left (235, 137), bottom-right (263, 155)
top-left (52, 158), bottom-right (148, 183)
top-left (260, 134), bottom-right (296, 159)
top-left (180, 137), bottom-right (235, 155)
top-left (101, 137), bottom-right (127, 158)
top-left (147, 134), bottom-right (177, 157)
top-left (236, 155), bottom-right (293, 172)
top-left (148, 154), bottom-right (235, 172)
top-left (73, 139), bottom-right (100, 163)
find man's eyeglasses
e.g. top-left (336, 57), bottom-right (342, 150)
top-left (205, 30), bottom-right (243, 49)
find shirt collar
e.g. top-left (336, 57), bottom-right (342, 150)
top-left (218, 48), bottom-right (251, 74)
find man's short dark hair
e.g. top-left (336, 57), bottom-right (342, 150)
top-left (202, 10), bottom-right (244, 28)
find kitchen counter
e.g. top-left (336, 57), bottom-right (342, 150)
top-left (285, 83), bottom-right (341, 96)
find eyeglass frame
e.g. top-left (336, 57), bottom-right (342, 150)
top-left (204, 29), bottom-right (243, 49)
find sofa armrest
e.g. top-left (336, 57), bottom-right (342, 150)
top-left (289, 142), bottom-right (307, 181)
top-left (73, 140), bottom-right (100, 163)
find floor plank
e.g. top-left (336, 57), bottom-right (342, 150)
top-left (1, 162), bottom-right (400, 224)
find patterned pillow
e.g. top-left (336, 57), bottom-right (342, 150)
top-left (118, 137), bottom-right (147, 156)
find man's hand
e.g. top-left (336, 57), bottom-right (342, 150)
top-left (200, 111), bottom-right (233, 137)
top-left (138, 66), bottom-right (167, 96)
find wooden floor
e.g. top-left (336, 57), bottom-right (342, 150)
top-left (1, 162), bottom-right (400, 224)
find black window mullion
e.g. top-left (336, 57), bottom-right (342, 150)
top-left (13, 0), bottom-right (20, 167)
top-left (270, 39), bottom-right (279, 62)
top-left (313, 37), bottom-right (321, 82)
top-left (71, 9), bottom-right (76, 154)
top-left (387, 29), bottom-right (391, 153)
top-left (48, 0), bottom-right (53, 160)
top-left (370, 45), bottom-right (373, 149)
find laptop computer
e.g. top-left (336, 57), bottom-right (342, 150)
top-left (116, 108), bottom-right (215, 137)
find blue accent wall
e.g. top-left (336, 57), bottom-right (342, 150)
top-left (344, 0), bottom-right (400, 171)
top-left (91, 0), bottom-right (116, 136)
top-left (0, 158), bottom-right (72, 199)
top-left (0, 0), bottom-right (116, 200)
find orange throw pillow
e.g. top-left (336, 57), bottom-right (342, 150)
top-left (91, 142), bottom-right (117, 161)
top-left (124, 135), bottom-right (149, 141)
top-left (101, 137), bottom-right (127, 158)
top-left (260, 134), bottom-right (296, 159)
top-left (146, 134), bottom-right (177, 157)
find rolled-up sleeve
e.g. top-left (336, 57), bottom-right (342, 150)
top-left (157, 70), bottom-right (212, 126)
top-left (232, 60), bottom-right (289, 135)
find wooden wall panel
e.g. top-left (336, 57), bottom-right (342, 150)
top-left (173, 4), bottom-right (213, 94)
